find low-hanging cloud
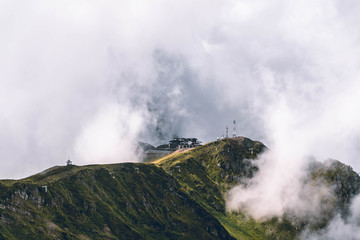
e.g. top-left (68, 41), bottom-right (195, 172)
top-left (300, 194), bottom-right (360, 240)
top-left (221, 1), bottom-right (360, 237)
top-left (1, 6), bottom-right (360, 228)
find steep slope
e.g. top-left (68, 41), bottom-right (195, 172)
top-left (155, 137), bottom-right (293, 240)
top-left (310, 159), bottom-right (360, 219)
top-left (0, 164), bottom-right (234, 240)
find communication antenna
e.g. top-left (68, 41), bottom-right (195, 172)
top-left (225, 126), bottom-right (228, 138)
top-left (233, 120), bottom-right (236, 138)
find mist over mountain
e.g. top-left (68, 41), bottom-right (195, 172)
top-left (2, 1), bottom-right (360, 239)
top-left (1, 138), bottom-right (359, 239)
top-left (3, 0), bottom-right (360, 180)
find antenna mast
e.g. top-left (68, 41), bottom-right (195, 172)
top-left (233, 120), bottom-right (236, 138)
top-left (225, 126), bottom-right (228, 138)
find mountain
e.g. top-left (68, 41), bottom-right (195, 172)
top-left (137, 142), bottom-right (157, 152)
top-left (0, 137), bottom-right (359, 239)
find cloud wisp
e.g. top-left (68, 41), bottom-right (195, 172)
top-left (1, 1), bottom-right (360, 215)
top-left (2, 0), bottom-right (360, 236)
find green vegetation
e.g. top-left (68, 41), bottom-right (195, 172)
top-left (0, 137), bottom-right (359, 239)
top-left (0, 163), bottom-right (233, 239)
top-left (155, 138), bottom-right (294, 240)
top-left (311, 159), bottom-right (360, 216)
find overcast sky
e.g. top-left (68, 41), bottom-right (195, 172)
top-left (1, 0), bottom-right (360, 179)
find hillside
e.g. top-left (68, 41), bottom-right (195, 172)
top-left (0, 163), bottom-right (234, 240)
top-left (0, 137), bottom-right (359, 239)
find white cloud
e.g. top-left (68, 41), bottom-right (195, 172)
top-left (1, 0), bottom-right (360, 194)
top-left (74, 102), bottom-right (144, 164)
top-left (301, 194), bottom-right (360, 239)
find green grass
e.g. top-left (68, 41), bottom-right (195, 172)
top-left (154, 138), bottom-right (281, 240)
top-left (0, 162), bottom-right (234, 239)
top-left (0, 137), bottom-right (358, 240)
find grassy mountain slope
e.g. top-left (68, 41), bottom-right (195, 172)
top-left (155, 138), bottom-right (296, 240)
top-left (154, 137), bottom-right (360, 239)
top-left (0, 163), bottom-right (234, 240)
top-left (0, 137), bottom-right (359, 239)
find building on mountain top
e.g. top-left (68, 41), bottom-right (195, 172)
top-left (142, 137), bottom-right (201, 160)
top-left (156, 137), bottom-right (201, 150)
top-left (168, 137), bottom-right (201, 149)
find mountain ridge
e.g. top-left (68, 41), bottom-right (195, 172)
top-left (0, 137), bottom-right (359, 239)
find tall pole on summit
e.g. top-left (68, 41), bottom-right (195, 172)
top-left (233, 120), bottom-right (236, 138)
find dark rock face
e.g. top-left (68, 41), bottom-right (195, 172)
top-left (216, 137), bottom-right (266, 180)
top-left (311, 159), bottom-right (360, 216)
